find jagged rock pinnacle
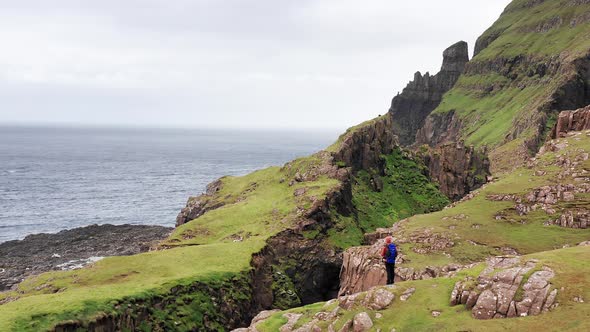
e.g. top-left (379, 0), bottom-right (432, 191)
top-left (441, 41), bottom-right (469, 73)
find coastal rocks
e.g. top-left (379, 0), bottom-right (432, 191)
top-left (363, 288), bottom-right (395, 310)
top-left (552, 106), bottom-right (590, 138)
top-left (450, 257), bottom-right (558, 319)
top-left (0, 224), bottom-right (171, 291)
top-left (176, 180), bottom-right (226, 226)
top-left (389, 41), bottom-right (469, 146)
top-left (240, 287), bottom-right (396, 332)
top-left (399, 287), bottom-right (416, 301)
top-left (421, 142), bottom-right (490, 201)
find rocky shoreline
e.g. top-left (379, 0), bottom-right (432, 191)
top-left (0, 224), bottom-right (172, 291)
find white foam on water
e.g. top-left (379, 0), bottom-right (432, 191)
top-left (56, 256), bottom-right (105, 271)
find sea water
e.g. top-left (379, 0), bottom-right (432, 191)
top-left (0, 126), bottom-right (339, 243)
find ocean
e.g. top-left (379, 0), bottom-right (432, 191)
top-left (0, 126), bottom-right (340, 243)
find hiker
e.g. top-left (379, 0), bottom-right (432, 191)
top-left (380, 236), bottom-right (397, 285)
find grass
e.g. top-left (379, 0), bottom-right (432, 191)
top-left (164, 164), bottom-right (340, 247)
top-left (0, 152), bottom-right (342, 331)
top-left (326, 149), bottom-right (449, 249)
top-left (325, 115), bottom-right (388, 153)
top-left (430, 0), bottom-right (590, 157)
top-left (256, 246), bottom-right (590, 332)
top-left (0, 241), bottom-right (262, 331)
top-left (477, 0), bottom-right (590, 60)
top-left (435, 82), bottom-right (549, 147)
top-left (373, 133), bottom-right (590, 271)
top-left (352, 151), bottom-right (450, 230)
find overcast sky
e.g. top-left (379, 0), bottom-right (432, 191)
top-left (0, 0), bottom-right (511, 130)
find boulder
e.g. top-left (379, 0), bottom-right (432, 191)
top-left (364, 288), bottom-right (395, 310)
top-left (552, 106), bottom-right (590, 138)
top-left (352, 312), bottom-right (373, 332)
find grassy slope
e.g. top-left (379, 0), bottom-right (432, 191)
top-left (0, 243), bottom-right (259, 331)
top-left (326, 150), bottom-right (450, 249)
top-left (256, 132), bottom-right (590, 331)
top-left (0, 157), bottom-right (340, 331)
top-left (434, 0), bottom-right (590, 151)
top-left (257, 246), bottom-right (590, 332)
top-left (396, 132), bottom-right (590, 269)
top-left (0, 116), bottom-right (451, 330)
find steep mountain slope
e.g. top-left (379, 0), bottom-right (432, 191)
top-left (389, 41), bottom-right (468, 146)
top-left (411, 0), bottom-right (590, 172)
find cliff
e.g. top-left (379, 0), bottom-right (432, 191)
top-left (338, 124), bottom-right (590, 298)
top-left (242, 127), bottom-right (590, 332)
top-left (3, 1), bottom-right (590, 331)
top-left (0, 114), bottom-right (451, 331)
top-left (416, 0), bottom-right (590, 172)
top-left (389, 41), bottom-right (468, 146)
top-left (420, 142), bottom-right (490, 200)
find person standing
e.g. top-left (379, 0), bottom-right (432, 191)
top-left (380, 236), bottom-right (397, 285)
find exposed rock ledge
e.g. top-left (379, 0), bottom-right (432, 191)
top-left (451, 256), bottom-right (558, 319)
top-left (552, 105), bottom-right (590, 138)
top-left (338, 225), bottom-right (473, 296)
top-left (0, 224), bottom-right (172, 291)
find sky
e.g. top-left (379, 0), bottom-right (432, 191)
top-left (0, 0), bottom-right (512, 130)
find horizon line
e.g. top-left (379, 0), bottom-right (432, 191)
top-left (0, 121), bottom-right (349, 132)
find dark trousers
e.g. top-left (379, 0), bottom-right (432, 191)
top-left (385, 262), bottom-right (395, 285)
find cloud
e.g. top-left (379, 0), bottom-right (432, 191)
top-left (0, 0), bottom-right (512, 129)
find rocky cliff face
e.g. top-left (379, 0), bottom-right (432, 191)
top-left (332, 115), bottom-right (397, 172)
top-left (421, 142), bottom-right (490, 200)
top-left (249, 116), bottom-right (400, 308)
top-left (338, 223), bottom-right (473, 296)
top-left (415, 1), bottom-right (590, 172)
top-left (388, 41), bottom-right (468, 146)
top-left (552, 105), bottom-right (590, 138)
top-left (171, 116), bottom-right (402, 329)
top-left (52, 274), bottom-right (256, 331)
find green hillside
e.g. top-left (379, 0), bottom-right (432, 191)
top-left (0, 120), bottom-right (450, 331)
top-left (250, 130), bottom-right (590, 332)
top-left (433, 0), bottom-right (590, 170)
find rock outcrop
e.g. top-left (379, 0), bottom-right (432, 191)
top-left (338, 225), bottom-right (472, 296)
top-left (388, 41), bottom-right (469, 146)
top-left (552, 106), bottom-right (590, 138)
top-left (0, 224), bottom-right (171, 291)
top-left (450, 257), bottom-right (558, 319)
top-left (176, 180), bottom-right (225, 226)
top-left (236, 287), bottom-right (394, 332)
top-left (421, 142), bottom-right (490, 200)
top-left (332, 116), bottom-right (397, 172)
